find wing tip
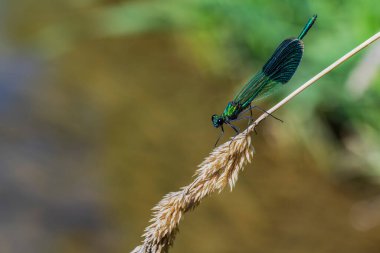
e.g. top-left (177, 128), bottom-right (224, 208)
top-left (262, 39), bottom-right (303, 83)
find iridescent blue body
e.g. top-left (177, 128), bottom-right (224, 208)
top-left (212, 15), bottom-right (317, 142)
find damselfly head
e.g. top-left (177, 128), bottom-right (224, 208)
top-left (211, 114), bottom-right (224, 128)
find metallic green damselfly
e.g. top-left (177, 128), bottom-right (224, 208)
top-left (212, 15), bottom-right (317, 145)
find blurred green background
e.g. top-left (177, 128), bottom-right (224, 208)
top-left (1, 0), bottom-right (380, 252)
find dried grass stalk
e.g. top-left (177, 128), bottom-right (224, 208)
top-left (132, 32), bottom-right (380, 253)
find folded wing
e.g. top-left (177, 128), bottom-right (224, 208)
top-left (233, 38), bottom-right (304, 108)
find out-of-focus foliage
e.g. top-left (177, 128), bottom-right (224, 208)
top-left (2, 0), bottom-right (380, 253)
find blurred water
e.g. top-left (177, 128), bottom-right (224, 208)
top-left (0, 10), bottom-right (109, 253)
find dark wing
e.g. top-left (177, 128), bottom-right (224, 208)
top-left (233, 38), bottom-right (304, 108)
top-left (262, 38), bottom-right (304, 83)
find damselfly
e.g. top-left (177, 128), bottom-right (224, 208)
top-left (212, 15), bottom-right (317, 145)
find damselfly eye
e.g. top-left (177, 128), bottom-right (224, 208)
top-left (211, 115), bottom-right (223, 128)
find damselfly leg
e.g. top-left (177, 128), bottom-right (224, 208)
top-left (226, 121), bottom-right (242, 145)
top-left (240, 104), bottom-right (284, 123)
top-left (214, 125), bottom-right (225, 147)
top-left (226, 122), bottom-right (240, 135)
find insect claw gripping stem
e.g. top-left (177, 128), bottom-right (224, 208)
top-left (226, 122), bottom-right (241, 147)
top-left (252, 105), bottom-right (284, 123)
top-left (226, 122), bottom-right (240, 135)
